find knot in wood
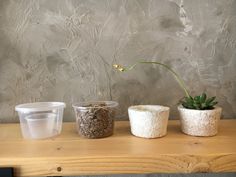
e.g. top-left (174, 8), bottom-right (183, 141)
top-left (57, 166), bottom-right (62, 172)
top-left (192, 162), bottom-right (211, 173)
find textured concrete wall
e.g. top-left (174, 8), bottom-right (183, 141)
top-left (1, 1), bottom-right (236, 177)
top-left (0, 0), bottom-right (236, 122)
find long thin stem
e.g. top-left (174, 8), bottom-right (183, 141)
top-left (125, 61), bottom-right (190, 98)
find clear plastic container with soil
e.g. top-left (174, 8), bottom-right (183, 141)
top-left (72, 101), bottom-right (118, 139)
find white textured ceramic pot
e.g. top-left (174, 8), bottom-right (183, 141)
top-left (178, 106), bottom-right (222, 137)
top-left (128, 105), bottom-right (170, 138)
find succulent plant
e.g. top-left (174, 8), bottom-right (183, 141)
top-left (113, 61), bottom-right (218, 110)
top-left (180, 93), bottom-right (218, 110)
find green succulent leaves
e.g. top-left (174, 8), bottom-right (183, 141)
top-left (181, 93), bottom-right (218, 110)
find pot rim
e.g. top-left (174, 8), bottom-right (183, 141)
top-left (178, 105), bottom-right (222, 112)
top-left (72, 101), bottom-right (118, 110)
top-left (15, 102), bottom-right (66, 112)
top-left (128, 105), bottom-right (170, 113)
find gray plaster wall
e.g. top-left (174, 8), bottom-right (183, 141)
top-left (0, 0), bottom-right (236, 177)
top-left (1, 0), bottom-right (236, 122)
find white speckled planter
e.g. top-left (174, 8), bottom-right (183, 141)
top-left (178, 106), bottom-right (222, 137)
top-left (128, 105), bottom-right (170, 138)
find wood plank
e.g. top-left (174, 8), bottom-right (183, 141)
top-left (0, 120), bottom-right (236, 176)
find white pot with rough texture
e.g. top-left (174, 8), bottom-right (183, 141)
top-left (128, 105), bottom-right (170, 138)
top-left (178, 106), bottom-right (222, 136)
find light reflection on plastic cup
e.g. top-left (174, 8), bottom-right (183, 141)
top-left (25, 113), bottom-right (56, 139)
top-left (15, 102), bottom-right (66, 139)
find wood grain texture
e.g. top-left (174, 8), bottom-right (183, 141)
top-left (0, 120), bottom-right (236, 177)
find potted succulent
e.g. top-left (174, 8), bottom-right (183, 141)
top-left (113, 61), bottom-right (222, 137)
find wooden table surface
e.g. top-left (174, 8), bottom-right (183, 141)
top-left (0, 120), bottom-right (236, 177)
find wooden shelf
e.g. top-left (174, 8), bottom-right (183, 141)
top-left (0, 120), bottom-right (236, 176)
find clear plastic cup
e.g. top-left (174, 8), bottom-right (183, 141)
top-left (15, 102), bottom-right (66, 139)
top-left (72, 101), bottom-right (118, 139)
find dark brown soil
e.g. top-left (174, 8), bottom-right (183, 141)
top-left (75, 103), bottom-right (115, 138)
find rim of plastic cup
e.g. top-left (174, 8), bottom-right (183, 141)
top-left (72, 101), bottom-right (118, 110)
top-left (25, 113), bottom-right (57, 121)
top-left (15, 102), bottom-right (66, 112)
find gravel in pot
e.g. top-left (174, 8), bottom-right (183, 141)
top-left (73, 101), bottom-right (118, 138)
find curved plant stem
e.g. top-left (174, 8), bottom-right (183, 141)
top-left (125, 61), bottom-right (190, 98)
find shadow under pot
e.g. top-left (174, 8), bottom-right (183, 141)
top-left (128, 105), bottom-right (170, 139)
top-left (73, 101), bottom-right (118, 139)
top-left (178, 105), bottom-right (222, 136)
